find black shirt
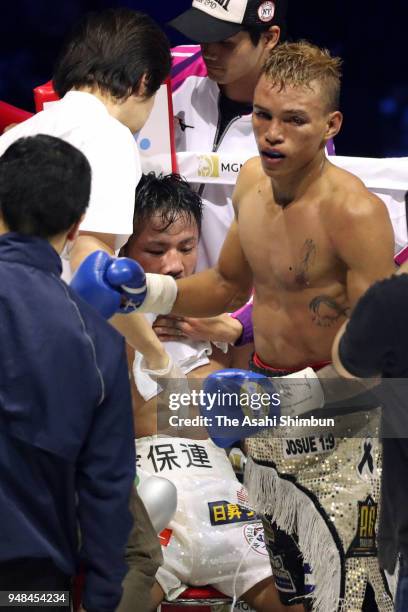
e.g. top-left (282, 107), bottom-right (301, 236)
top-left (214, 93), bottom-right (253, 148)
top-left (339, 274), bottom-right (408, 572)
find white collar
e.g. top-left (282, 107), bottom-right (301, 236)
top-left (58, 90), bottom-right (110, 116)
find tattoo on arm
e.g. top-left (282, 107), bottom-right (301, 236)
top-left (309, 295), bottom-right (350, 328)
top-left (295, 239), bottom-right (317, 286)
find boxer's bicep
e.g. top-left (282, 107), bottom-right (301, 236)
top-left (174, 222), bottom-right (252, 316)
top-left (231, 156), bottom-right (259, 217)
top-left (217, 219), bottom-right (253, 294)
top-left (331, 194), bottom-right (396, 308)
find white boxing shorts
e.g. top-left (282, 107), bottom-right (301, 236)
top-left (136, 436), bottom-right (272, 601)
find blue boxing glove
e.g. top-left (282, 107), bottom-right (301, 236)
top-left (70, 250), bottom-right (146, 318)
top-left (105, 256), bottom-right (146, 313)
top-left (72, 251), bottom-right (178, 318)
top-left (201, 369), bottom-right (281, 448)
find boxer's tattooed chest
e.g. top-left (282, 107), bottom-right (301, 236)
top-left (289, 239), bottom-right (349, 327)
top-left (309, 295), bottom-right (350, 327)
top-left (293, 239), bottom-right (317, 287)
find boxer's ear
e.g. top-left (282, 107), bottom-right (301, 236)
top-left (324, 110), bottom-right (343, 142)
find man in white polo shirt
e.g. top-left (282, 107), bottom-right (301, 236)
top-left (0, 7), bottom-right (175, 373)
top-left (0, 10), bottom-right (174, 611)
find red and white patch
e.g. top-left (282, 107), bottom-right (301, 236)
top-left (258, 1), bottom-right (275, 22)
top-left (243, 523), bottom-right (268, 556)
top-left (236, 485), bottom-right (249, 507)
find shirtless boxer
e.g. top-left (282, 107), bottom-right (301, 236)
top-left (73, 42), bottom-right (396, 610)
top-left (172, 43), bottom-right (396, 611)
top-left (124, 172), bottom-right (289, 612)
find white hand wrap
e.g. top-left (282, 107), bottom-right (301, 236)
top-left (137, 355), bottom-right (190, 403)
top-left (137, 273), bottom-right (178, 314)
top-left (274, 367), bottom-right (325, 417)
top-left (139, 354), bottom-right (182, 379)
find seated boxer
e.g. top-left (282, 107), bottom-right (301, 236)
top-left (72, 43), bottom-right (398, 611)
top-left (122, 172), bottom-right (292, 612)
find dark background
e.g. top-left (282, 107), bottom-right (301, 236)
top-left (0, 1), bottom-right (406, 157)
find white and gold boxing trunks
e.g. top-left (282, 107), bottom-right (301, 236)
top-left (245, 358), bottom-right (393, 612)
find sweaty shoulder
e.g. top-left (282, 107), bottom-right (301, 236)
top-left (322, 163), bottom-right (391, 228)
top-left (320, 163), bottom-right (395, 280)
top-left (232, 156), bottom-right (263, 212)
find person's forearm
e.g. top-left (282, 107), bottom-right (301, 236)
top-left (70, 233), bottom-right (116, 273)
top-left (172, 268), bottom-right (251, 317)
top-left (315, 364), bottom-right (380, 404)
top-left (111, 312), bottom-right (169, 370)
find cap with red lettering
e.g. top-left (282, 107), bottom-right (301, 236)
top-left (168, 0), bottom-right (287, 44)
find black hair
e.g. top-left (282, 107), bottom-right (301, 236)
top-left (0, 135), bottom-right (91, 238)
top-left (244, 24), bottom-right (273, 46)
top-left (244, 21), bottom-right (287, 46)
top-left (53, 8), bottom-right (171, 100)
top-left (132, 172), bottom-right (203, 237)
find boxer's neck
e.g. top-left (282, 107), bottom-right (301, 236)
top-left (271, 155), bottom-right (327, 209)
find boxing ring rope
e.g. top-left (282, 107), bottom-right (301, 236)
top-left (174, 151), bottom-right (408, 256)
top-left (0, 100), bottom-right (32, 133)
top-left (2, 88), bottom-right (407, 255)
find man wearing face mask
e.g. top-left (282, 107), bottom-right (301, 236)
top-left (169, 0), bottom-right (290, 272)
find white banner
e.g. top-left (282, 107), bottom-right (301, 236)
top-left (176, 151), bottom-right (408, 192)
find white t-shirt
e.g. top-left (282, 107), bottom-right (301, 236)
top-left (0, 91), bottom-right (140, 247)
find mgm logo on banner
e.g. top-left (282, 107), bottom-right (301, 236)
top-left (198, 154), bottom-right (220, 178)
top-left (197, 154), bottom-right (243, 179)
